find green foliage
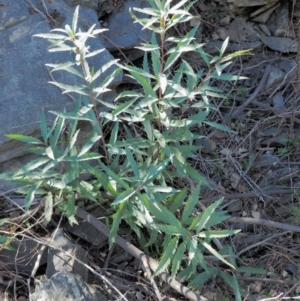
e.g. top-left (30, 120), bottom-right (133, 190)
top-left (0, 2), bottom-right (255, 298)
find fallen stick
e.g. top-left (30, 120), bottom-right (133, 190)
top-left (227, 216), bottom-right (300, 233)
top-left (76, 207), bottom-right (210, 301)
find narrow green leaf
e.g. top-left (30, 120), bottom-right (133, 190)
top-left (109, 202), bottom-right (126, 246)
top-left (6, 134), bottom-right (43, 145)
top-left (112, 99), bottom-right (136, 116)
top-left (168, 188), bottom-right (187, 213)
top-left (157, 224), bottom-right (188, 236)
top-left (99, 162), bottom-right (129, 190)
top-left (188, 236), bottom-right (197, 264)
top-left (34, 33), bottom-right (68, 40)
top-left (189, 198), bottom-right (223, 232)
top-left (220, 37), bottom-right (229, 57)
top-left (171, 240), bottom-right (187, 277)
top-left (232, 274), bottom-right (242, 301)
top-left (200, 241), bottom-right (235, 269)
top-left (236, 266), bottom-right (266, 275)
top-left (78, 134), bottom-right (101, 157)
top-left (189, 267), bottom-right (219, 289)
top-left (198, 229), bottom-right (240, 238)
top-left (51, 116), bottom-right (64, 147)
top-left (141, 159), bottom-right (170, 186)
top-left (181, 184), bottom-right (200, 224)
top-left (112, 188), bottom-right (137, 205)
top-left (141, 194), bottom-right (180, 226)
top-left (25, 181), bottom-right (42, 212)
top-left (153, 236), bottom-right (178, 276)
top-left (204, 121), bottom-right (236, 133)
top-left (125, 146), bottom-right (139, 178)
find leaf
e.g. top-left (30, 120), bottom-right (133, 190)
top-left (44, 192), bottom-right (53, 223)
top-left (189, 198), bottom-right (224, 232)
top-left (181, 184), bottom-right (200, 224)
top-left (157, 224), bottom-right (188, 236)
top-left (109, 202), bottom-right (126, 246)
top-left (112, 99), bottom-right (136, 116)
top-left (188, 237), bottom-right (197, 264)
top-left (220, 37), bottom-right (229, 57)
top-left (204, 121), bottom-right (236, 133)
top-left (112, 188), bottom-right (136, 205)
top-left (34, 33), bottom-right (68, 40)
top-left (51, 116), bottom-right (64, 147)
top-left (198, 229), bottom-right (240, 238)
top-left (25, 181), bottom-right (43, 212)
top-left (220, 271), bottom-right (242, 301)
top-left (125, 146), bottom-right (139, 178)
top-left (78, 134), bottom-right (101, 157)
top-left (171, 240), bottom-right (187, 277)
top-left (236, 266), bottom-right (266, 275)
top-left (232, 274), bottom-right (242, 301)
top-left (141, 194), bottom-right (180, 227)
top-left (6, 134), bottom-right (43, 145)
top-left (168, 188), bottom-right (187, 213)
top-left (188, 268), bottom-right (218, 289)
top-left (99, 162), bottom-right (129, 190)
top-left (200, 241), bottom-right (235, 269)
top-left (141, 159), bottom-right (170, 186)
top-left (158, 73), bottom-right (167, 94)
top-left (153, 236), bottom-right (178, 276)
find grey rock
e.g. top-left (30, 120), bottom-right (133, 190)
top-left (227, 200), bottom-right (242, 213)
top-left (251, 2), bottom-right (280, 23)
top-left (0, 0), bottom-right (122, 192)
top-left (284, 263), bottom-right (298, 276)
top-left (103, 0), bottom-right (151, 50)
top-left (258, 24), bottom-right (271, 36)
top-left (31, 271), bottom-right (108, 301)
top-left (272, 92), bottom-right (285, 109)
top-left (266, 3), bottom-right (293, 38)
top-left (253, 153), bottom-right (280, 168)
top-left (260, 36), bottom-right (300, 53)
top-left (46, 229), bottom-right (88, 281)
top-left (264, 66), bottom-right (285, 95)
top-left (64, 208), bottom-right (108, 247)
top-left (0, 238), bottom-right (47, 275)
top-left (63, 0), bottom-right (98, 9)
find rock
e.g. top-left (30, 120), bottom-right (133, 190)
top-left (46, 229), bottom-right (88, 281)
top-left (227, 0), bottom-right (271, 7)
top-left (63, 0), bottom-right (98, 9)
top-left (264, 66), bottom-right (285, 95)
top-left (258, 24), bottom-right (271, 36)
top-left (64, 208), bottom-right (108, 247)
top-left (103, 0), bottom-right (151, 51)
top-left (227, 200), bottom-right (242, 212)
top-left (254, 153), bottom-right (281, 168)
top-left (31, 271), bottom-right (108, 301)
top-left (0, 0), bottom-right (122, 193)
top-left (260, 36), bottom-right (300, 53)
top-left (266, 3), bottom-right (294, 38)
top-left (251, 2), bottom-right (280, 23)
top-left (272, 92), bottom-right (285, 109)
top-left (0, 238), bottom-right (47, 275)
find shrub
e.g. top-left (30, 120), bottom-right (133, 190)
top-left (1, 0), bottom-right (255, 298)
